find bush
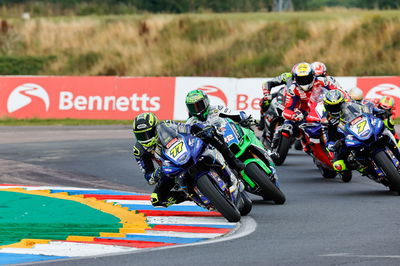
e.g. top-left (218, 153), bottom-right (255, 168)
top-left (0, 56), bottom-right (55, 75)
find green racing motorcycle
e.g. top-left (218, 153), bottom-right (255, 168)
top-left (214, 117), bottom-right (286, 204)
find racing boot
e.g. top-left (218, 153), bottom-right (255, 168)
top-left (333, 160), bottom-right (352, 183)
top-left (220, 144), bottom-right (246, 172)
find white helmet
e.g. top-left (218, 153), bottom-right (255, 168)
top-left (348, 87), bottom-right (364, 103)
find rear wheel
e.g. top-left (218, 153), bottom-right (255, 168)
top-left (245, 162), bottom-right (286, 204)
top-left (197, 175), bottom-right (241, 222)
top-left (373, 150), bottom-right (400, 193)
top-left (321, 167), bottom-right (337, 179)
top-left (340, 171), bottom-right (352, 183)
top-left (273, 135), bottom-right (291, 166)
top-left (317, 164), bottom-right (337, 179)
top-left (294, 140), bottom-right (303, 150)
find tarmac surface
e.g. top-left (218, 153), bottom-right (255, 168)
top-left (1, 126), bottom-right (400, 266)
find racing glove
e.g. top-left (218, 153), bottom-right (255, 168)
top-left (148, 167), bottom-right (162, 185)
top-left (292, 111), bottom-right (304, 122)
top-left (326, 141), bottom-right (336, 152)
top-left (239, 115), bottom-right (255, 128)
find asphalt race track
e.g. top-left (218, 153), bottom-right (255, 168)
top-left (1, 126), bottom-right (400, 266)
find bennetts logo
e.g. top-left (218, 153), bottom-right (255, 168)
top-left (197, 85), bottom-right (228, 106)
top-left (365, 83), bottom-right (400, 100)
top-left (7, 83), bottom-right (50, 113)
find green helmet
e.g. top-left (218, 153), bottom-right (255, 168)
top-left (132, 112), bottom-right (159, 149)
top-left (185, 90), bottom-right (210, 121)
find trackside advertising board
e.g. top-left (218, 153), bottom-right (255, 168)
top-left (0, 76), bottom-right (175, 120)
top-left (0, 76), bottom-right (399, 120)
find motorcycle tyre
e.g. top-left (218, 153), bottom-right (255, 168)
top-left (239, 191), bottom-right (252, 216)
top-left (245, 162), bottom-right (286, 204)
top-left (273, 135), bottom-right (291, 166)
top-left (317, 165), bottom-right (337, 179)
top-left (294, 140), bottom-right (303, 150)
top-left (373, 151), bottom-right (400, 194)
top-left (197, 175), bottom-right (241, 222)
top-left (340, 171), bottom-right (352, 183)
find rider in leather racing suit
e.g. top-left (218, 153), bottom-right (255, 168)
top-left (322, 90), bottom-right (400, 178)
top-left (258, 72), bottom-right (292, 130)
top-left (184, 89), bottom-right (255, 165)
top-left (282, 62), bottom-right (342, 140)
top-left (133, 112), bottom-right (245, 207)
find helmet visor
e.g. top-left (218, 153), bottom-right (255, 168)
top-left (187, 100), bottom-right (207, 115)
top-left (325, 103), bottom-right (342, 115)
top-left (296, 74), bottom-right (314, 86)
top-left (135, 127), bottom-right (157, 142)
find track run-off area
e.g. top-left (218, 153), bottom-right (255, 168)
top-left (0, 126), bottom-right (400, 266)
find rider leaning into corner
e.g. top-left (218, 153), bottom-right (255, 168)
top-left (281, 62), bottom-right (342, 147)
top-left (257, 61), bottom-right (340, 131)
top-left (132, 111), bottom-right (246, 207)
top-left (348, 87), bottom-right (400, 146)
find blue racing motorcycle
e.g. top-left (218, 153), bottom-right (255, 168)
top-left (337, 103), bottom-right (400, 192)
top-left (158, 123), bottom-right (251, 222)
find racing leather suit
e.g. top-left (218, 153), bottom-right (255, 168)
top-left (186, 105), bottom-right (250, 170)
top-left (282, 76), bottom-right (342, 137)
top-left (133, 121), bottom-right (190, 206)
top-left (134, 117), bottom-right (245, 206)
top-left (258, 72), bottom-right (293, 129)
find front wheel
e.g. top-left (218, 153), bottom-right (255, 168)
top-left (317, 164), bottom-right (337, 179)
top-left (245, 162), bottom-right (286, 204)
top-left (197, 175), bottom-right (241, 222)
top-left (373, 150), bottom-right (400, 193)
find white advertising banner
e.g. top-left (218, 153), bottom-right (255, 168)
top-left (235, 78), bottom-right (268, 120)
top-left (335, 77), bottom-right (357, 92)
top-left (174, 77), bottom-right (238, 121)
top-left (173, 76), bottom-right (359, 120)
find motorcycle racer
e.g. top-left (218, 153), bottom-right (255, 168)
top-left (282, 62), bottom-right (341, 138)
top-left (184, 89), bottom-right (254, 166)
top-left (376, 96), bottom-right (400, 146)
top-left (321, 90), bottom-right (400, 181)
top-left (258, 72), bottom-right (293, 130)
top-left (133, 112), bottom-right (245, 207)
top-left (320, 90), bottom-right (356, 176)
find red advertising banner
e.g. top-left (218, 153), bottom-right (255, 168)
top-left (357, 76), bottom-right (400, 117)
top-left (0, 77), bottom-right (175, 120)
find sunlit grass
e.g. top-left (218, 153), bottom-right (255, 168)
top-left (1, 10), bottom-right (399, 76)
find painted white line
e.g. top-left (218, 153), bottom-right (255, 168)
top-left (107, 200), bottom-right (198, 206)
top-left (321, 253), bottom-right (400, 259)
top-left (19, 217), bottom-right (256, 265)
top-left (24, 186), bottom-right (98, 191)
top-left (0, 186), bottom-right (36, 189)
top-left (127, 231), bottom-right (223, 238)
top-left (146, 216), bottom-right (233, 225)
top-left (0, 241), bottom-right (138, 257)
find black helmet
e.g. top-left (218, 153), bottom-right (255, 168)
top-left (293, 62), bottom-right (315, 91)
top-left (185, 89), bottom-right (210, 121)
top-left (323, 90), bottom-right (345, 116)
top-left (132, 112), bottom-right (159, 149)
